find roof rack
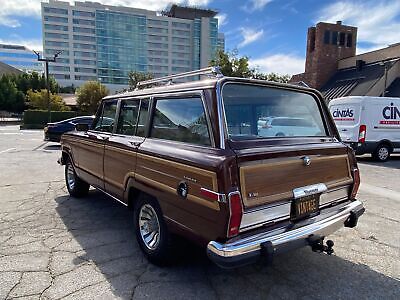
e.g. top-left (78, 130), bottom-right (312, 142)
top-left (136, 66), bottom-right (223, 89)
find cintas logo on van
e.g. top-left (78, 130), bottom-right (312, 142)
top-left (380, 103), bottom-right (400, 125)
top-left (332, 108), bottom-right (354, 121)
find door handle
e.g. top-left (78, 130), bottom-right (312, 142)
top-left (129, 141), bottom-right (142, 147)
top-left (101, 136), bottom-right (109, 141)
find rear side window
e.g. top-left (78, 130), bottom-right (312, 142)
top-left (150, 96), bottom-right (211, 146)
top-left (93, 100), bottom-right (117, 133)
top-left (116, 99), bottom-right (140, 136)
top-left (222, 83), bottom-right (327, 139)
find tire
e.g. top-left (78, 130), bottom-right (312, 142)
top-left (372, 144), bottom-right (391, 162)
top-left (133, 194), bottom-right (174, 266)
top-left (65, 159), bottom-right (90, 197)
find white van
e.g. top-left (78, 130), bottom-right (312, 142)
top-left (329, 96), bottom-right (400, 162)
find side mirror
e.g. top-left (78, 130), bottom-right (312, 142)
top-left (75, 123), bottom-right (89, 132)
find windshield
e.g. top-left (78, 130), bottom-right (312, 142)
top-left (222, 83), bottom-right (327, 140)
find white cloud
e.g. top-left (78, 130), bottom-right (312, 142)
top-left (316, 1), bottom-right (400, 51)
top-left (0, 37), bottom-right (43, 51)
top-left (216, 13), bottom-right (227, 27)
top-left (238, 27), bottom-right (264, 48)
top-left (242, 0), bottom-right (273, 13)
top-left (250, 54), bottom-right (305, 75)
top-left (0, 0), bottom-right (212, 27)
top-left (0, 0), bottom-right (41, 27)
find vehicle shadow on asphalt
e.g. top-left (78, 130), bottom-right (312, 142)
top-left (55, 191), bottom-right (400, 299)
top-left (43, 144), bottom-right (61, 151)
top-left (357, 155), bottom-right (400, 170)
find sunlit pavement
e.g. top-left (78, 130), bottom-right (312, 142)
top-left (0, 125), bottom-right (399, 299)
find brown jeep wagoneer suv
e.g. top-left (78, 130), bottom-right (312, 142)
top-left (59, 67), bottom-right (365, 268)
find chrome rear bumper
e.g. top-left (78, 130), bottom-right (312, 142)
top-left (207, 200), bottom-right (364, 268)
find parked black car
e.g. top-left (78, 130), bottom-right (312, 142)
top-left (44, 116), bottom-right (95, 142)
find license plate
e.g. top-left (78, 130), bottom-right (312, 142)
top-left (291, 194), bottom-right (320, 221)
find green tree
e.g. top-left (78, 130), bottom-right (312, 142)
top-left (210, 50), bottom-right (291, 83)
top-left (76, 81), bottom-right (109, 113)
top-left (210, 49), bottom-right (255, 78)
top-left (27, 89), bottom-right (70, 111)
top-left (128, 71), bottom-right (154, 90)
top-left (252, 72), bottom-right (291, 83)
top-left (0, 75), bottom-right (25, 112)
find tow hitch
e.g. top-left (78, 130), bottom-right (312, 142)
top-left (309, 238), bottom-right (334, 255)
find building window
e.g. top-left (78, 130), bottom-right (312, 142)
top-left (49, 66), bottom-right (70, 72)
top-left (44, 16), bottom-right (68, 23)
top-left (331, 31), bottom-right (338, 45)
top-left (73, 43), bottom-right (96, 50)
top-left (74, 59), bottom-right (96, 66)
top-left (53, 74), bottom-right (71, 80)
top-left (45, 40), bottom-right (69, 48)
top-left (74, 51), bottom-right (96, 58)
top-left (346, 33), bottom-right (353, 47)
top-left (44, 24), bottom-right (69, 31)
top-left (148, 19), bottom-right (168, 27)
top-left (73, 27), bottom-right (95, 34)
top-left (44, 32), bottom-right (69, 40)
top-left (72, 10), bottom-right (95, 18)
top-left (323, 30), bottom-right (330, 44)
top-left (73, 19), bottom-right (95, 26)
top-left (73, 35), bottom-right (96, 42)
top-left (339, 32), bottom-right (346, 46)
top-left (43, 7), bottom-right (68, 15)
top-left (172, 22), bottom-right (190, 29)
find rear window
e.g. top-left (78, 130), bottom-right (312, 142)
top-left (222, 83), bottom-right (327, 139)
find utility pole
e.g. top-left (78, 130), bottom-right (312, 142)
top-left (33, 50), bottom-right (62, 123)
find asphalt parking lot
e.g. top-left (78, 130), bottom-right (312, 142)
top-left (0, 125), bottom-right (399, 300)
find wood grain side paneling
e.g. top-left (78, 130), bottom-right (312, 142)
top-left (135, 153), bottom-right (220, 210)
top-left (240, 154), bottom-right (352, 207)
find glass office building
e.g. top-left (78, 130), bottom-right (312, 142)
top-left (41, 1), bottom-right (225, 90)
top-left (0, 44), bottom-right (43, 73)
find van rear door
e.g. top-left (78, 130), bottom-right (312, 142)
top-left (329, 102), bottom-right (361, 143)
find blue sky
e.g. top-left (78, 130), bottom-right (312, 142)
top-left (1, 0), bottom-right (400, 75)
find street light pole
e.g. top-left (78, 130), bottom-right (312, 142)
top-left (33, 50), bottom-right (62, 123)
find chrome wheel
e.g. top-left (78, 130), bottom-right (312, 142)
top-left (139, 204), bottom-right (160, 250)
top-left (66, 163), bottom-right (76, 190)
top-left (378, 147), bottom-right (389, 161)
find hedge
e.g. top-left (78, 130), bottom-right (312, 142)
top-left (21, 110), bottom-right (85, 129)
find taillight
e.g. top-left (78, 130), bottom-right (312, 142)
top-left (227, 191), bottom-right (243, 238)
top-left (358, 125), bottom-right (366, 143)
top-left (351, 168), bottom-right (360, 199)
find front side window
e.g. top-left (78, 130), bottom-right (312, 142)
top-left (222, 83), bottom-right (327, 140)
top-left (116, 99), bottom-right (140, 136)
top-left (151, 96), bottom-right (211, 146)
top-left (93, 100), bottom-right (117, 133)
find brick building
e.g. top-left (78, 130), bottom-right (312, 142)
top-left (291, 21), bottom-right (400, 100)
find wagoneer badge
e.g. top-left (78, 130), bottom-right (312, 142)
top-left (302, 156), bottom-right (311, 166)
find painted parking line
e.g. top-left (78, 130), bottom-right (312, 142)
top-left (0, 148), bottom-right (16, 154)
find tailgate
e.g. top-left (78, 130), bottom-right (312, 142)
top-left (237, 147), bottom-right (353, 209)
